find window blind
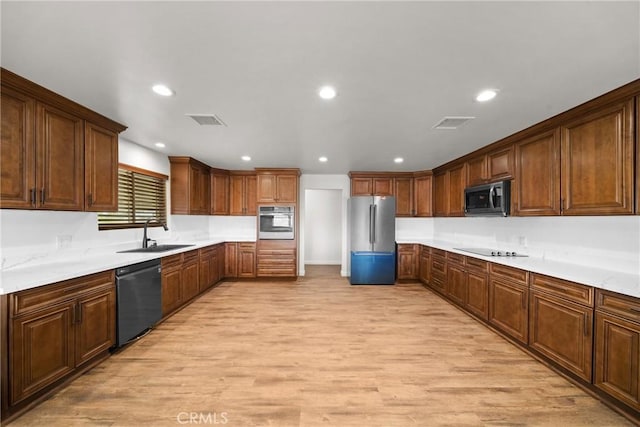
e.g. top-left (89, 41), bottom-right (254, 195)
top-left (98, 166), bottom-right (167, 230)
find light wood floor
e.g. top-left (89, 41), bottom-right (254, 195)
top-left (10, 265), bottom-right (632, 426)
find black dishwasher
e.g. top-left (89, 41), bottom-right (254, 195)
top-left (115, 259), bottom-right (162, 347)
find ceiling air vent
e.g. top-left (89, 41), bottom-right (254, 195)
top-left (186, 114), bottom-right (227, 126)
top-left (432, 116), bottom-right (475, 130)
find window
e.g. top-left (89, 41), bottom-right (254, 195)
top-left (98, 164), bottom-right (168, 230)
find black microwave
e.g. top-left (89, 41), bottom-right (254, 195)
top-left (464, 181), bottom-right (511, 217)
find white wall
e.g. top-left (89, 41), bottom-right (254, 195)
top-left (304, 189), bottom-right (342, 264)
top-left (299, 174), bottom-right (351, 276)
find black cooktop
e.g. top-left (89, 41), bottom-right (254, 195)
top-left (454, 247), bottom-right (528, 257)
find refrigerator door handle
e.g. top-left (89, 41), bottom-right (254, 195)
top-left (371, 204), bottom-right (377, 244)
top-left (369, 204), bottom-right (374, 244)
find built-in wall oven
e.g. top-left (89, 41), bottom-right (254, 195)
top-left (259, 206), bottom-right (295, 240)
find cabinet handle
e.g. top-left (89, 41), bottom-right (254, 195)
top-left (40, 188), bottom-right (46, 205)
top-left (30, 188), bottom-right (36, 206)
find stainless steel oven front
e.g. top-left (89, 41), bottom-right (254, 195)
top-left (258, 206), bottom-right (295, 240)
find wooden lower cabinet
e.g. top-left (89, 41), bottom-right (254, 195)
top-left (238, 243), bottom-right (257, 278)
top-left (419, 247), bottom-right (431, 284)
top-left (224, 242), bottom-right (238, 277)
top-left (446, 261), bottom-right (466, 306)
top-left (257, 240), bottom-right (296, 277)
top-left (181, 250), bottom-right (200, 302)
top-left (9, 271), bottom-right (115, 406)
top-left (161, 254), bottom-right (183, 316)
top-left (489, 276), bottom-right (529, 344)
top-left (199, 245), bottom-right (222, 292)
top-left (595, 290), bottom-right (640, 411)
top-left (397, 244), bottom-right (418, 280)
top-left (429, 251), bottom-right (446, 294)
top-left (466, 268), bottom-right (489, 321)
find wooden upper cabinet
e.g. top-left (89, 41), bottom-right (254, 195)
top-left (637, 96), bottom-right (640, 215)
top-left (372, 178), bottom-right (393, 196)
top-left (448, 163), bottom-right (466, 216)
top-left (350, 174), bottom-right (393, 196)
top-left (413, 173), bottom-right (432, 217)
top-left (394, 177), bottom-right (413, 217)
top-left (0, 86), bottom-right (35, 208)
top-left (210, 169), bottom-right (229, 215)
top-left (256, 169), bottom-right (299, 204)
top-left (513, 129), bottom-right (561, 216)
top-left (561, 99), bottom-right (634, 215)
top-left (169, 157), bottom-right (210, 215)
top-left (229, 172), bottom-right (257, 215)
top-left (1, 69), bottom-right (126, 212)
top-left (487, 146), bottom-right (514, 181)
top-left (84, 122), bottom-right (118, 212)
top-left (466, 155), bottom-right (487, 186)
top-left (351, 178), bottom-right (372, 196)
top-left (36, 102), bottom-right (84, 211)
top-left (433, 171), bottom-right (448, 217)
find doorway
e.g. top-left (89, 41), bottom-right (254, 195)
top-left (304, 189), bottom-right (342, 276)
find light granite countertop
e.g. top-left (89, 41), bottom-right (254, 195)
top-left (397, 238), bottom-right (640, 299)
top-left (0, 237), bottom-right (255, 295)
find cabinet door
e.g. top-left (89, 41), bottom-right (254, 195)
top-left (182, 260), bottom-right (200, 302)
top-left (75, 287), bottom-right (115, 366)
top-left (448, 164), bottom-right (466, 216)
top-left (394, 177), bottom-right (413, 217)
top-left (466, 155), bottom-right (487, 186)
top-left (161, 268), bottom-right (182, 316)
top-left (245, 176), bottom-right (257, 215)
top-left (189, 165), bottom-right (209, 215)
top-left (489, 278), bottom-right (528, 344)
top-left (199, 255), bottom-right (211, 292)
top-left (513, 129), bottom-right (561, 216)
top-left (276, 175), bottom-right (297, 203)
top-left (351, 178), bottom-right (372, 196)
top-left (372, 178), bottom-right (393, 196)
top-left (397, 245), bottom-right (417, 280)
top-left (529, 291), bottom-right (592, 381)
top-left (211, 173), bottom-right (229, 215)
top-left (11, 302), bottom-right (75, 405)
top-left (414, 175), bottom-right (432, 217)
top-left (229, 176), bottom-right (245, 215)
top-left (419, 253), bottom-right (431, 284)
top-left (35, 102), bottom-right (84, 210)
top-left (446, 263), bottom-right (466, 306)
top-left (487, 146), bottom-right (514, 181)
top-left (595, 311), bottom-right (640, 410)
top-left (217, 245), bottom-right (225, 281)
top-left (225, 243), bottom-right (238, 277)
top-left (238, 244), bottom-right (256, 278)
top-left (0, 86), bottom-right (35, 208)
top-left (433, 172), bottom-right (448, 217)
top-left (429, 255), bottom-right (446, 294)
top-left (257, 174), bottom-right (277, 203)
top-left (84, 122), bottom-right (118, 212)
top-left (561, 99), bottom-right (634, 215)
top-left (466, 270), bottom-right (489, 321)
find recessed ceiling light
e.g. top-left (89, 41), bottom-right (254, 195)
top-left (154, 142), bottom-right (166, 148)
top-left (318, 85), bottom-right (337, 100)
top-left (318, 156), bottom-right (328, 163)
top-left (476, 89), bottom-right (497, 102)
top-left (241, 155), bottom-right (251, 161)
top-left (152, 84), bottom-right (174, 97)
top-left (394, 157), bottom-right (404, 164)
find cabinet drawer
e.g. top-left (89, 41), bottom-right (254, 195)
top-left (465, 256), bottom-right (489, 272)
top-left (182, 249), bottom-right (199, 264)
top-left (531, 273), bottom-right (594, 307)
top-left (431, 248), bottom-right (445, 258)
top-left (238, 242), bottom-right (256, 250)
top-left (10, 271), bottom-right (114, 317)
top-left (398, 244), bottom-right (417, 253)
top-left (199, 246), bottom-right (215, 257)
top-left (257, 267), bottom-right (296, 276)
top-left (420, 246), bottom-right (431, 257)
top-left (161, 253), bottom-right (183, 270)
top-left (446, 252), bottom-right (465, 265)
top-left (490, 263), bottom-right (528, 285)
top-left (431, 256), bottom-right (446, 276)
top-left (596, 289), bottom-right (640, 323)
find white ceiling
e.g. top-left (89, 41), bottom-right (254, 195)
top-left (2, 1), bottom-right (639, 174)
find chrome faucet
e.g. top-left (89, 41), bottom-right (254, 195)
top-left (142, 219), bottom-right (169, 248)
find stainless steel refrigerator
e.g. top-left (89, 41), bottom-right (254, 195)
top-left (349, 195), bottom-right (396, 285)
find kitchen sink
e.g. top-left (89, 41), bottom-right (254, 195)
top-left (117, 244), bottom-right (195, 253)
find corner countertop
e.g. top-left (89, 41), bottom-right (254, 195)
top-left (397, 238), bottom-right (640, 299)
top-left (0, 237), bottom-right (256, 295)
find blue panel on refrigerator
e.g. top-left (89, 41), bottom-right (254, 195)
top-left (350, 251), bottom-right (396, 285)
